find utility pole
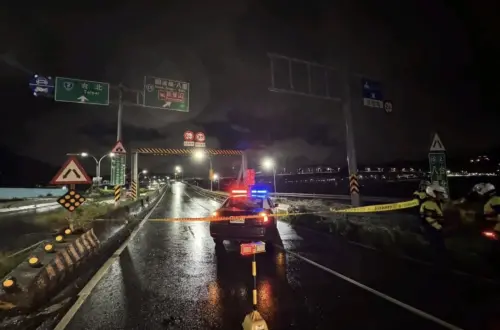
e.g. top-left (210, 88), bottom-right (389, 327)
top-left (267, 54), bottom-right (361, 206)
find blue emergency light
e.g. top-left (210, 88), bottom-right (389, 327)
top-left (251, 190), bottom-right (268, 194)
top-left (250, 185), bottom-right (269, 198)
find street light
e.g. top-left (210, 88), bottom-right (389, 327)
top-left (67, 152), bottom-right (115, 187)
top-left (193, 149), bottom-right (205, 161)
top-left (175, 166), bottom-right (183, 181)
top-left (213, 173), bottom-right (220, 191)
top-left (192, 150), bottom-right (213, 191)
top-left (262, 157), bottom-right (277, 193)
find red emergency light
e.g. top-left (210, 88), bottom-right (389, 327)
top-left (231, 189), bottom-right (247, 194)
top-left (482, 230), bottom-right (498, 240)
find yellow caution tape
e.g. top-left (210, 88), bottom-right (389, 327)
top-left (147, 199), bottom-right (419, 223)
top-left (331, 199), bottom-right (419, 213)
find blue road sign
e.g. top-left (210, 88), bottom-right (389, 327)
top-left (29, 75), bottom-right (54, 97)
top-left (362, 79), bottom-right (384, 108)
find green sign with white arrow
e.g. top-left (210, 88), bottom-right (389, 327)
top-left (55, 77), bottom-right (110, 106)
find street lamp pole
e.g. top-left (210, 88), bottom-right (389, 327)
top-left (262, 158), bottom-right (277, 193)
top-left (192, 150), bottom-right (213, 190)
top-left (209, 157), bottom-right (213, 191)
top-left (214, 174), bottom-right (220, 191)
top-left (272, 165), bottom-right (277, 193)
top-left (96, 154), bottom-right (112, 183)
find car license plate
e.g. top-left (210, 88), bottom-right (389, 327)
top-left (229, 218), bottom-right (245, 224)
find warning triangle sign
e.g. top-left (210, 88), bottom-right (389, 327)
top-left (111, 140), bottom-right (126, 154)
top-left (430, 133), bottom-right (445, 152)
top-left (50, 157), bottom-right (92, 185)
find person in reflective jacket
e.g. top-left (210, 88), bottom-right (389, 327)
top-left (413, 180), bottom-right (430, 205)
top-left (419, 184), bottom-right (447, 255)
top-left (478, 183), bottom-right (500, 232)
top-left (454, 182), bottom-right (485, 205)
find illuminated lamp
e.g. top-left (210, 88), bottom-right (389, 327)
top-left (2, 277), bottom-right (16, 290)
top-left (44, 243), bottom-right (55, 253)
top-left (28, 256), bottom-right (41, 267)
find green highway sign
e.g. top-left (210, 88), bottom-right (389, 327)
top-left (55, 77), bottom-right (110, 106)
top-left (110, 155), bottom-right (126, 186)
top-left (429, 152), bottom-right (449, 194)
top-left (143, 76), bottom-right (189, 112)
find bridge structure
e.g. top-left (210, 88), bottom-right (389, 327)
top-left (129, 147), bottom-right (248, 200)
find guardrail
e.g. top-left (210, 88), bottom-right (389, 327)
top-left (186, 184), bottom-right (402, 203)
top-left (0, 191), bottom-right (160, 215)
top-left (268, 192), bottom-right (402, 203)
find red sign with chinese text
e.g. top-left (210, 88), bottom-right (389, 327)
top-left (158, 90), bottom-right (185, 102)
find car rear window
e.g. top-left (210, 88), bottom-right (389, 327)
top-left (224, 197), bottom-right (263, 210)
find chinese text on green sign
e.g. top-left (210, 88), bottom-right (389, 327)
top-left (143, 76), bottom-right (189, 112)
top-left (55, 77), bottom-right (109, 106)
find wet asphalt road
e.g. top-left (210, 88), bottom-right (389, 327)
top-left (63, 183), bottom-right (500, 330)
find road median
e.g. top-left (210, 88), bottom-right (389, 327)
top-left (0, 185), bottom-right (167, 317)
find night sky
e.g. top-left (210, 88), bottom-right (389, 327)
top-left (1, 1), bottom-right (498, 176)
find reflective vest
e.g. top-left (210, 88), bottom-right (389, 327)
top-left (419, 200), bottom-right (444, 231)
top-left (484, 195), bottom-right (500, 231)
top-left (413, 191), bottom-right (427, 204)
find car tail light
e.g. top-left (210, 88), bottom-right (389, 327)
top-left (212, 211), bottom-right (218, 217)
top-left (482, 230), bottom-right (498, 240)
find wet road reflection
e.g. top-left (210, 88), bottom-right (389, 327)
top-left (65, 183), bottom-right (458, 329)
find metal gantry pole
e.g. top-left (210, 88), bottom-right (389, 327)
top-left (341, 68), bottom-right (360, 206)
top-left (273, 167), bottom-right (277, 193)
top-left (131, 152), bottom-right (139, 201)
top-left (267, 53), bottom-right (361, 206)
top-left (117, 83), bottom-right (124, 141)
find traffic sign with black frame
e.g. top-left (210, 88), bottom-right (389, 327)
top-left (58, 190), bottom-right (86, 212)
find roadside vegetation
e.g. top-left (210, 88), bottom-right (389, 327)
top-left (0, 250), bottom-right (34, 279)
top-left (34, 189), bottom-right (156, 230)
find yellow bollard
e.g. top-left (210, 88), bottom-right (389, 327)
top-left (241, 242), bottom-right (269, 330)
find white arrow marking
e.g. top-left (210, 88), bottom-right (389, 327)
top-left (77, 96), bottom-right (89, 103)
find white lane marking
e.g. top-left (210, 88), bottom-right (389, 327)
top-left (54, 188), bottom-right (168, 330)
top-left (183, 186), bottom-right (217, 212)
top-left (288, 221), bottom-right (499, 285)
top-left (277, 246), bottom-right (464, 330)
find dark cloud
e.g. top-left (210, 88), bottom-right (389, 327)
top-left (0, 0), bottom-right (498, 177)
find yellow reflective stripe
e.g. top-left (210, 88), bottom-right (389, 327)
top-left (425, 217), bottom-right (437, 225)
top-left (431, 222), bottom-right (442, 230)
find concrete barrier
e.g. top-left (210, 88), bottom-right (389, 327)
top-left (0, 229), bottom-right (100, 309)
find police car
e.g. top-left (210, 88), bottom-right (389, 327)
top-left (209, 187), bottom-right (279, 246)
